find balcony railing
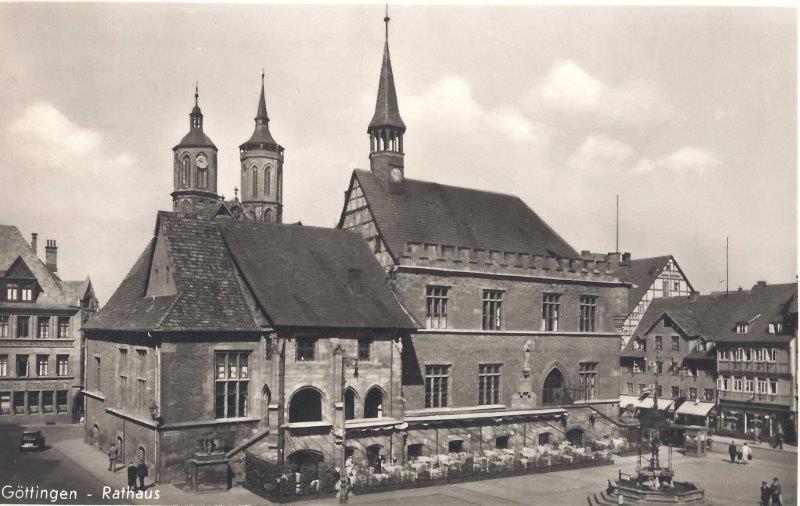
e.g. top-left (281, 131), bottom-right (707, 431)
top-left (718, 390), bottom-right (792, 405)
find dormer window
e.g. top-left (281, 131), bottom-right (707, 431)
top-left (696, 339), bottom-right (707, 351)
top-left (768, 322), bottom-right (783, 334)
top-left (633, 338), bottom-right (646, 351)
top-left (5, 283), bottom-right (17, 301)
top-left (2, 282), bottom-right (36, 303)
top-left (735, 322), bottom-right (749, 333)
top-left (21, 284), bottom-right (32, 301)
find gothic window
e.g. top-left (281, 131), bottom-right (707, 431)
top-left (542, 368), bottom-right (566, 405)
top-left (197, 161), bottom-right (208, 189)
top-left (264, 166), bottom-right (271, 194)
top-left (252, 166), bottom-right (259, 197)
top-left (180, 154), bottom-right (191, 187)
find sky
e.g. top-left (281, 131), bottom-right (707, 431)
top-left (0, 4), bottom-right (795, 303)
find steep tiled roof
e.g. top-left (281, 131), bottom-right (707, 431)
top-left (350, 170), bottom-right (579, 262)
top-left (632, 283), bottom-right (797, 344)
top-left (219, 220), bottom-right (415, 329)
top-left (86, 213), bottom-right (414, 333)
top-left (0, 224), bottom-right (85, 309)
top-left (369, 42), bottom-right (405, 131)
top-left (62, 278), bottom-right (92, 305)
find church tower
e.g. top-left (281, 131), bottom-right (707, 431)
top-left (368, 10), bottom-right (406, 187)
top-left (172, 85), bottom-right (220, 214)
top-left (240, 73), bottom-right (284, 223)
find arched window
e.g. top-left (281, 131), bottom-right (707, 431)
top-left (344, 387), bottom-right (357, 420)
top-left (288, 387), bottom-right (323, 423)
top-left (252, 166), bottom-right (259, 197)
top-left (264, 166), bottom-right (271, 194)
top-left (364, 386), bottom-right (384, 419)
top-left (180, 154), bottom-right (191, 187)
top-left (197, 167), bottom-right (208, 189)
top-left (542, 368), bottom-right (566, 405)
top-left (264, 209), bottom-right (272, 223)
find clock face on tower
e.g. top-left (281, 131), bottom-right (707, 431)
top-left (196, 154), bottom-right (208, 169)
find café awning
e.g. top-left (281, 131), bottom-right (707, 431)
top-left (620, 394), bottom-right (674, 411)
top-left (676, 401), bottom-right (715, 417)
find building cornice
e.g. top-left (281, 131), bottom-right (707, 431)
top-left (395, 264), bottom-right (630, 287)
top-left (414, 328), bottom-right (620, 338)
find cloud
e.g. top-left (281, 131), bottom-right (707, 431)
top-left (532, 60), bottom-right (674, 127)
top-left (405, 76), bottom-right (554, 147)
top-left (567, 134), bottom-right (634, 172)
top-left (633, 147), bottom-right (721, 174)
top-left (1, 103), bottom-right (160, 302)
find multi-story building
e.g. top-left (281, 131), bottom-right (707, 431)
top-left (622, 282), bottom-right (797, 443)
top-left (619, 297), bottom-right (717, 427)
top-left (337, 17), bottom-right (631, 456)
top-left (618, 255), bottom-right (695, 348)
top-left (0, 226), bottom-right (97, 424)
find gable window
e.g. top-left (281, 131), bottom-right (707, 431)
top-left (655, 336), bottom-right (663, 350)
top-left (37, 317), bottom-right (50, 339)
top-left (425, 286), bottom-right (449, 329)
top-left (16, 316), bottom-right (29, 338)
top-left (58, 317), bottom-right (69, 338)
top-left (296, 338), bottom-right (316, 361)
top-left (478, 363), bottom-right (501, 405)
top-left (0, 316), bottom-right (7, 338)
top-left (20, 284), bottom-right (32, 301)
top-left (696, 339), bottom-right (706, 351)
top-left (425, 365), bottom-right (450, 408)
top-left (56, 355), bottom-right (69, 376)
top-left (5, 283), bottom-right (18, 301)
top-left (482, 290), bottom-right (503, 330)
top-left (16, 355), bottom-right (28, 377)
top-left (541, 293), bottom-right (560, 331)
top-left (358, 337), bottom-right (372, 361)
top-left (36, 355), bottom-right (48, 376)
top-left (671, 336), bottom-right (680, 351)
top-left (214, 351), bottom-right (250, 419)
top-left (578, 362), bottom-right (597, 400)
top-left (735, 322), bottom-right (749, 333)
top-left (579, 295), bottom-right (597, 332)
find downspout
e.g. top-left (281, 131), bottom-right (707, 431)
top-left (150, 331), bottom-right (162, 483)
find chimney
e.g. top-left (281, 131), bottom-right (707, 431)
top-left (621, 252), bottom-right (631, 266)
top-left (756, 280), bottom-right (767, 287)
top-left (30, 233), bottom-right (38, 256)
top-left (45, 239), bottom-right (58, 273)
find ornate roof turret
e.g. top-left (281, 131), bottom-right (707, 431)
top-left (368, 11), bottom-right (405, 133)
top-left (174, 83), bottom-right (217, 150)
top-left (240, 71), bottom-right (281, 151)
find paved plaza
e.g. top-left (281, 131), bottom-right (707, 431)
top-left (1, 423), bottom-right (796, 505)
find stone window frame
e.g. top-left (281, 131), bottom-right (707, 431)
top-left (425, 285), bottom-right (449, 329)
top-left (578, 295), bottom-right (598, 332)
top-left (424, 364), bottom-right (451, 408)
top-left (482, 289), bottom-right (504, 331)
top-left (478, 363), bottom-right (501, 406)
top-left (214, 350), bottom-right (250, 419)
top-left (541, 293), bottom-right (560, 332)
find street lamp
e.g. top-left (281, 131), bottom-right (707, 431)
top-left (333, 344), bottom-right (358, 503)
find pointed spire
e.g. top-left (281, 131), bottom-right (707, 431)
top-left (256, 69), bottom-right (269, 123)
top-left (369, 5), bottom-right (405, 132)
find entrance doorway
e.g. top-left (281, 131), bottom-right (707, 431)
top-left (566, 428), bottom-right (584, 446)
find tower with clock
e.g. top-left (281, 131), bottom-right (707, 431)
top-left (239, 73), bottom-right (284, 223)
top-left (171, 85), bottom-right (221, 214)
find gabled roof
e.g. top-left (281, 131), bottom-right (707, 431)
top-left (632, 282), bottom-right (797, 344)
top-left (346, 170), bottom-right (579, 263)
top-left (618, 255), bottom-right (694, 315)
top-left (85, 212), bottom-right (415, 333)
top-left (62, 277), bottom-right (93, 305)
top-left (0, 224), bottom-right (89, 309)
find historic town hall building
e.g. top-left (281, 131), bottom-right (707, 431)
top-left (84, 16), bottom-right (634, 486)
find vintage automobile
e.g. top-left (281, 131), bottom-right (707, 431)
top-left (19, 430), bottom-right (45, 451)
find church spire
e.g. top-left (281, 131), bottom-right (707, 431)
top-left (368, 7), bottom-right (405, 132)
top-left (255, 69), bottom-right (269, 123)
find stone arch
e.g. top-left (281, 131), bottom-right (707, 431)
top-left (542, 365), bottom-right (568, 406)
top-left (363, 386), bottom-right (386, 419)
top-left (566, 427), bottom-right (585, 446)
top-left (288, 386), bottom-right (324, 423)
top-left (344, 387), bottom-right (358, 420)
top-left (286, 449), bottom-right (324, 466)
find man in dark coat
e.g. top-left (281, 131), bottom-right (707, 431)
top-left (770, 477), bottom-right (783, 505)
top-left (127, 461), bottom-right (137, 491)
top-left (136, 461), bottom-right (148, 490)
top-left (760, 481), bottom-right (771, 505)
top-left (728, 441), bottom-right (737, 463)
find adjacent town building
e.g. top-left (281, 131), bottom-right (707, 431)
top-left (337, 17), bottom-right (631, 458)
top-left (0, 226), bottom-right (97, 424)
top-left (618, 255), bottom-right (695, 348)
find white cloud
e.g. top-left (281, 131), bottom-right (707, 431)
top-left (406, 76), bottom-right (554, 147)
top-left (567, 134), bottom-right (634, 172)
top-left (532, 60), bottom-right (674, 127)
top-left (9, 103), bottom-right (103, 155)
top-left (634, 147), bottom-right (721, 174)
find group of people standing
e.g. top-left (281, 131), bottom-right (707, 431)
top-left (106, 442), bottom-right (149, 491)
top-left (727, 440), bottom-right (754, 464)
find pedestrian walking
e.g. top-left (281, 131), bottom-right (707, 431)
top-left (728, 441), bottom-right (737, 463)
top-left (741, 443), bottom-right (752, 464)
top-left (776, 429), bottom-right (784, 450)
top-left (136, 461), bottom-right (148, 490)
top-left (107, 443), bottom-right (119, 472)
top-left (736, 443), bottom-right (744, 463)
top-left (770, 477), bottom-right (783, 505)
top-left (127, 461), bottom-right (137, 491)
top-left (760, 481), bottom-right (771, 505)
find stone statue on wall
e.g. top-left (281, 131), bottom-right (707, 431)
top-left (512, 339), bottom-right (537, 408)
top-left (522, 340), bottom-right (532, 378)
